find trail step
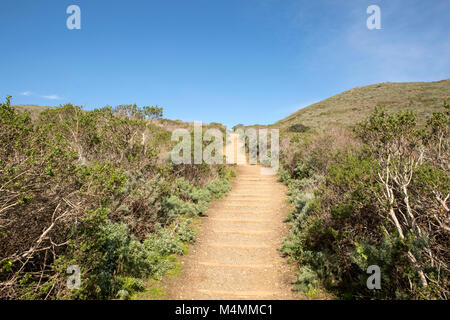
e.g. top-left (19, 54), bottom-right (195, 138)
top-left (224, 199), bottom-right (272, 202)
top-left (198, 262), bottom-right (273, 269)
top-left (210, 218), bottom-right (270, 223)
top-left (168, 161), bottom-right (299, 300)
top-left (212, 230), bottom-right (272, 235)
top-left (218, 205), bottom-right (274, 210)
top-left (226, 195), bottom-right (269, 198)
top-left (197, 289), bottom-right (277, 297)
top-left (207, 243), bottom-right (270, 249)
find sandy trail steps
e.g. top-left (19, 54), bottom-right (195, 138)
top-left (167, 164), bottom-right (300, 300)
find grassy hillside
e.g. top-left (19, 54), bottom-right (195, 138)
top-left (275, 79), bottom-right (450, 131)
top-left (12, 105), bottom-right (57, 120)
top-left (276, 82), bottom-right (449, 299)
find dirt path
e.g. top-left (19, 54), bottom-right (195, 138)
top-left (167, 163), bottom-right (301, 300)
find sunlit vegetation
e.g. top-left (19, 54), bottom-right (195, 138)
top-left (276, 79), bottom-right (450, 130)
top-left (279, 101), bottom-right (449, 299)
top-left (0, 97), bottom-right (233, 299)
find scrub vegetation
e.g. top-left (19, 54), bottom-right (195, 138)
top-left (279, 100), bottom-right (449, 299)
top-left (0, 97), bottom-right (233, 299)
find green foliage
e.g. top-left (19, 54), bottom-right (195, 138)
top-left (294, 266), bottom-right (320, 292)
top-left (275, 80), bottom-right (450, 130)
top-left (0, 98), bottom-right (231, 300)
top-left (287, 123), bottom-right (310, 133)
top-left (175, 219), bottom-right (196, 243)
top-left (206, 178), bottom-right (232, 200)
top-left (279, 104), bottom-right (449, 299)
top-left (143, 106), bottom-right (163, 120)
top-left (0, 96), bottom-right (32, 158)
top-left (112, 104), bottom-right (163, 120)
top-left (350, 237), bottom-right (411, 298)
top-left (162, 177), bottom-right (231, 218)
top-left (414, 163), bottom-right (449, 196)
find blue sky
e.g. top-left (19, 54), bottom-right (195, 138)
top-left (1, 0), bottom-right (449, 128)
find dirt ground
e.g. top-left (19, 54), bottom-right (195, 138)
top-left (165, 163), bottom-right (302, 300)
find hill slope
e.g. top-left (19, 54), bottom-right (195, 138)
top-left (275, 79), bottom-right (450, 130)
top-left (12, 104), bottom-right (227, 132)
top-left (12, 104), bottom-right (57, 120)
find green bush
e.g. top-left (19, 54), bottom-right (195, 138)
top-left (287, 123), bottom-right (310, 133)
top-left (0, 98), bottom-right (232, 300)
top-left (294, 266), bottom-right (320, 292)
top-left (279, 105), bottom-right (449, 299)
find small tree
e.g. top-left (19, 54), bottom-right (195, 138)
top-left (113, 104), bottom-right (143, 118)
top-left (356, 107), bottom-right (449, 289)
top-left (143, 106), bottom-right (163, 120)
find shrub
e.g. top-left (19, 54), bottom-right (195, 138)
top-left (279, 104), bottom-right (449, 299)
top-left (0, 98), bottom-right (232, 300)
top-left (294, 266), bottom-right (320, 292)
top-left (287, 123), bottom-right (310, 133)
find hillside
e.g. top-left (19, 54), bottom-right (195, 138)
top-left (12, 105), bottom-right (57, 120)
top-left (275, 79), bottom-right (450, 131)
top-left (276, 85), bottom-right (449, 299)
top-left (12, 104), bottom-right (226, 132)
